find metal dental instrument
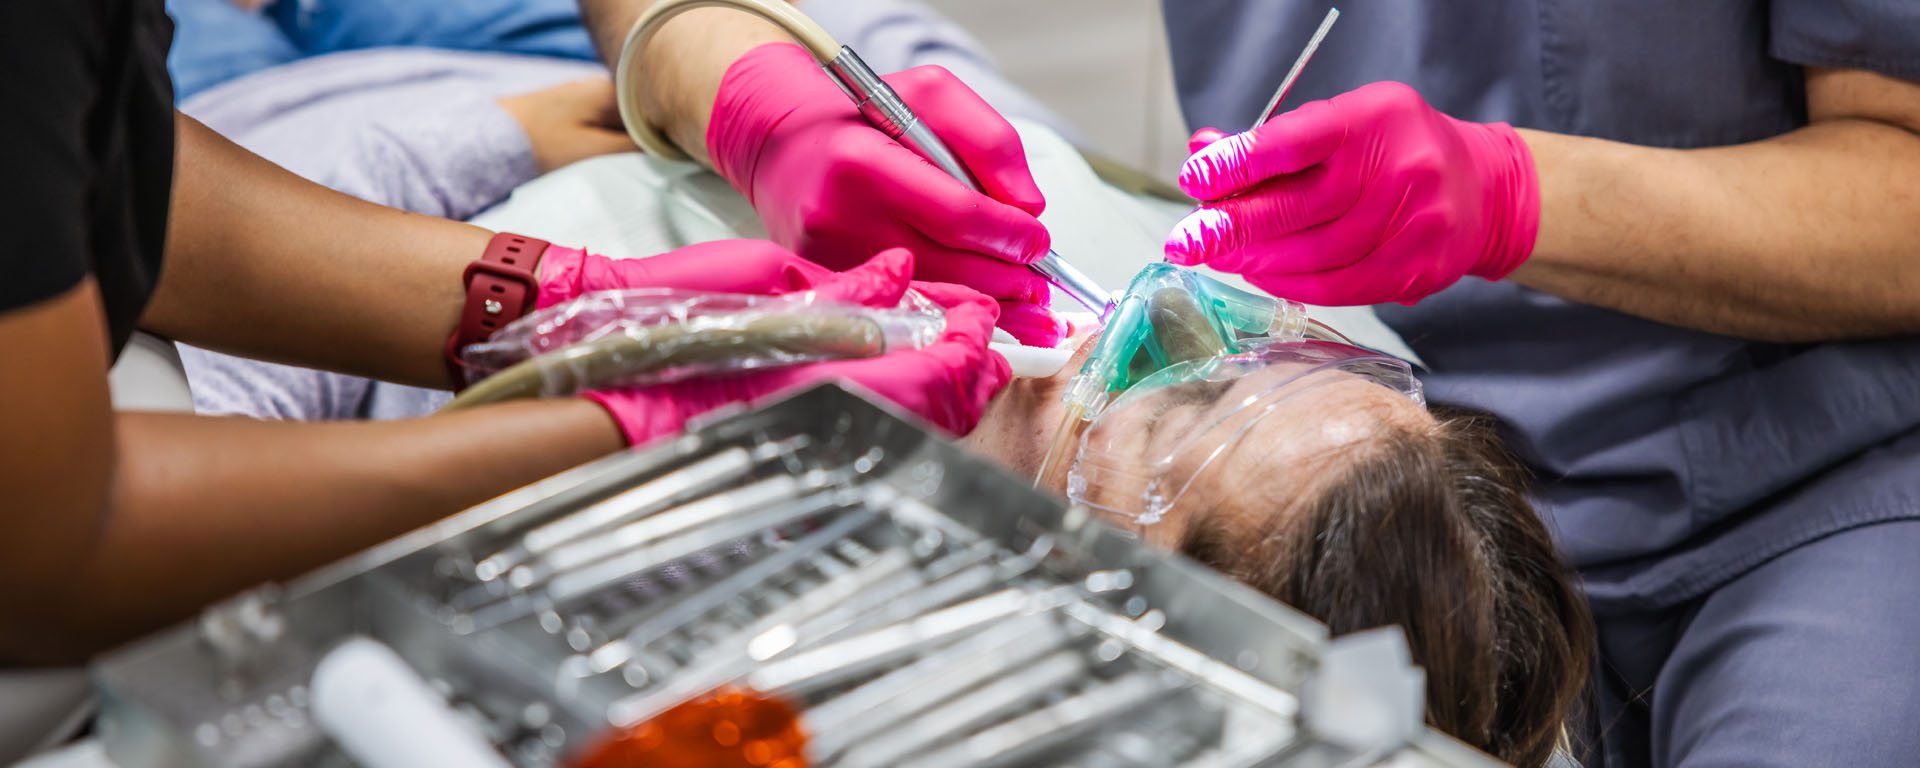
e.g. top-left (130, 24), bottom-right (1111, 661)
top-left (896, 670), bottom-right (1179, 768)
top-left (473, 439), bottom-right (803, 581)
top-left (831, 647), bottom-right (1092, 768)
top-left (604, 548), bottom-right (926, 726)
top-left (1251, 8), bottom-right (1341, 130)
top-left (615, 0), bottom-right (1116, 318)
top-left (824, 48), bottom-right (1115, 317)
top-left (96, 386), bottom-right (1497, 768)
top-left (801, 612), bottom-right (1071, 758)
top-left (582, 506), bottom-right (885, 671)
top-left (1152, 3), bottom-right (1340, 272)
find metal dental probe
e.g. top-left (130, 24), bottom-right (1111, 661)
top-left (1250, 8), bottom-right (1341, 131)
top-left (1165, 8), bottom-right (1339, 265)
top-left (824, 49), bottom-right (1116, 317)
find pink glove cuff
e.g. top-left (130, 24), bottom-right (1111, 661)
top-left (579, 389), bottom-right (650, 447)
top-left (706, 42), bottom-right (834, 205)
top-left (534, 244), bottom-right (593, 309)
top-left (582, 385), bottom-right (736, 448)
top-left (1468, 122), bottom-right (1540, 282)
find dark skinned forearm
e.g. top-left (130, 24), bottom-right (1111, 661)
top-left (5, 399), bottom-right (622, 663)
top-left (144, 114), bottom-right (489, 389)
top-left (1509, 68), bottom-right (1920, 341)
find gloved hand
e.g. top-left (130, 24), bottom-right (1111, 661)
top-left (1163, 81), bottom-right (1540, 306)
top-left (571, 247), bottom-right (1011, 446)
top-left (535, 238), bottom-right (872, 309)
top-left (706, 42), bottom-right (1064, 347)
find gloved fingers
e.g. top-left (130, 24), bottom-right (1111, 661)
top-left (808, 248), bottom-right (915, 308)
top-left (766, 281), bottom-right (1009, 435)
top-left (1164, 165), bottom-right (1356, 268)
top-left (1187, 127), bottom-right (1230, 155)
top-left (867, 145), bottom-right (1051, 265)
top-left (1178, 97), bottom-right (1345, 201)
top-left (1208, 218), bottom-right (1379, 283)
top-left (895, 233), bottom-right (1050, 303)
top-left (994, 297), bottom-right (1068, 348)
top-left (559, 240), bottom-right (834, 303)
top-left (586, 280), bottom-right (1009, 442)
top-left (889, 279), bottom-right (1014, 433)
top-left (906, 280), bottom-right (1003, 342)
top-left (781, 209), bottom-right (1048, 303)
top-left (581, 377), bottom-right (749, 448)
top-left (901, 279), bottom-right (1009, 388)
top-left (883, 65), bottom-right (1047, 217)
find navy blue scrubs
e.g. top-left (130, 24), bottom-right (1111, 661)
top-left (1162, 2), bottom-right (1920, 766)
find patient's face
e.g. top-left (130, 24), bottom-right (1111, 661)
top-left (962, 336), bottom-right (1430, 549)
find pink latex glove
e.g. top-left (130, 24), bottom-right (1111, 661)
top-left (535, 239), bottom-right (861, 309)
top-left (707, 42), bottom-right (1064, 347)
top-left (1164, 81), bottom-right (1540, 306)
top-left (574, 249), bottom-right (1011, 446)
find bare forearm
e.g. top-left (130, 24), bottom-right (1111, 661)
top-left (146, 114), bottom-right (489, 388)
top-left (578, 0), bottom-right (788, 164)
top-left (8, 401), bottom-right (621, 662)
top-left (1509, 70), bottom-right (1920, 341)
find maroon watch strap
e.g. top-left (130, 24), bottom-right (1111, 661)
top-left (444, 233), bottom-right (550, 388)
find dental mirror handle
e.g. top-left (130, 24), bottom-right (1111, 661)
top-left (824, 48), bottom-right (1115, 318)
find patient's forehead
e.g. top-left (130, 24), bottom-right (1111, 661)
top-left (1096, 368), bottom-right (1427, 548)
top-left (1182, 370), bottom-right (1429, 510)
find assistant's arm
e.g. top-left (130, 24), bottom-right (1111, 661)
top-left (1512, 68), bottom-right (1920, 341)
top-left (577, 0), bottom-right (787, 165)
top-left (143, 114), bottom-right (488, 389)
top-left (0, 279), bottom-right (623, 663)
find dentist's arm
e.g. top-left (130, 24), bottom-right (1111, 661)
top-left (1168, 68), bottom-right (1920, 343)
top-left (1511, 68), bottom-right (1920, 341)
top-left (577, 0), bottom-right (785, 166)
top-left (573, 0), bottom-right (1066, 346)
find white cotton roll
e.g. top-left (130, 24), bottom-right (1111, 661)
top-left (310, 637), bottom-right (513, 768)
top-left (991, 342), bottom-right (1074, 378)
top-left (989, 327), bottom-right (1074, 378)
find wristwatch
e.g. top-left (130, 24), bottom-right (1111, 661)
top-left (444, 233), bottom-right (550, 389)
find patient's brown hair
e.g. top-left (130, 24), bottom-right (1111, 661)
top-left (1179, 405), bottom-right (1592, 768)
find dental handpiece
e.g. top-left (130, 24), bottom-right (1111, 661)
top-left (823, 48), bottom-right (1116, 318)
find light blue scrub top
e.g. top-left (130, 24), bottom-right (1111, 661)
top-left (1162, 0), bottom-right (1920, 613)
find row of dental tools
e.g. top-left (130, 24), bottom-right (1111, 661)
top-left (611, 0), bottom-right (1114, 317)
top-left (92, 384), bottom-right (1501, 768)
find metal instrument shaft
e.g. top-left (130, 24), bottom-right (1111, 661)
top-left (826, 48), bottom-right (1116, 317)
top-left (1251, 8), bottom-right (1341, 130)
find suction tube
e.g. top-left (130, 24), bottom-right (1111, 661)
top-left (443, 313), bottom-right (893, 412)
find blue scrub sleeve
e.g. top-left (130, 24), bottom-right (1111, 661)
top-left (1771, 0), bottom-right (1920, 80)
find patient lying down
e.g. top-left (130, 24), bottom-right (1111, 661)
top-left (959, 332), bottom-right (1593, 768)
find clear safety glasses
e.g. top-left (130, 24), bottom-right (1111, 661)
top-left (1034, 262), bottom-right (1425, 525)
top-left (1063, 339), bottom-right (1423, 525)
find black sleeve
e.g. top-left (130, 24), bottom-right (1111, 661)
top-left (0, 3), bottom-right (103, 313)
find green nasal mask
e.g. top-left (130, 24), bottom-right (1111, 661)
top-left (1069, 263), bottom-right (1310, 407)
